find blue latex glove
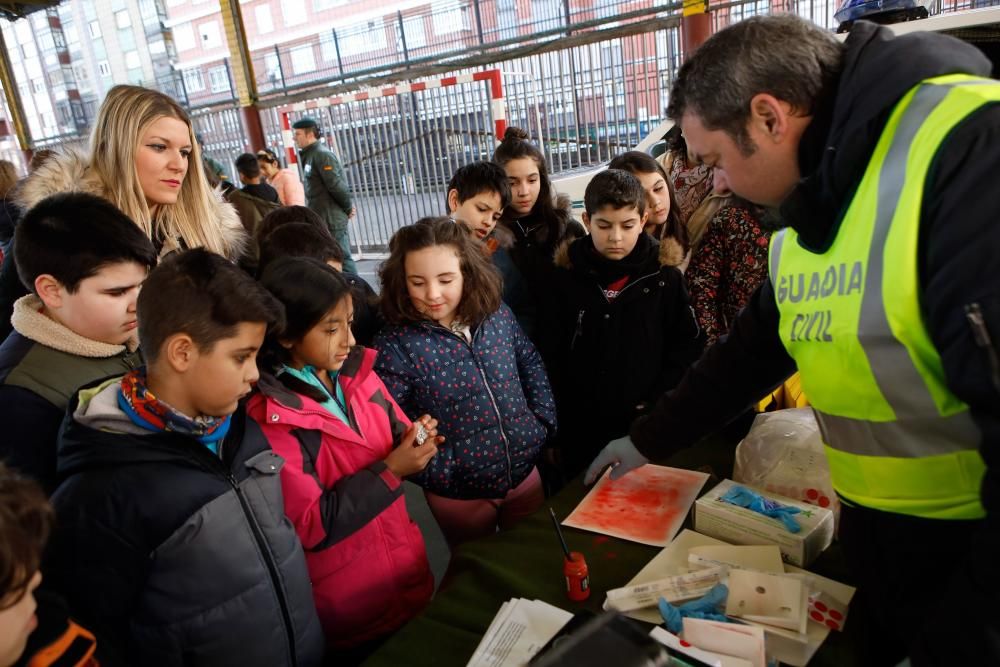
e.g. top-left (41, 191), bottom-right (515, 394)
top-left (658, 583), bottom-right (731, 634)
top-left (720, 485), bottom-right (802, 533)
top-left (584, 435), bottom-right (650, 485)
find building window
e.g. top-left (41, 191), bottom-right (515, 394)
top-left (338, 19), bottom-right (387, 57)
top-left (172, 24), bottom-right (195, 51)
top-left (149, 38), bottom-right (166, 55)
top-left (199, 21), bottom-right (221, 49)
top-left (313, 0), bottom-right (347, 9)
top-left (98, 60), bottom-right (112, 77)
top-left (290, 44), bottom-right (316, 74)
top-left (208, 65), bottom-right (229, 93)
top-left (88, 20), bottom-right (102, 38)
top-left (432, 1), bottom-right (469, 35)
top-left (403, 16), bottom-right (427, 49)
top-left (32, 78), bottom-right (45, 94)
top-left (116, 10), bottom-right (132, 29)
top-left (183, 68), bottom-right (205, 92)
top-left (282, 0), bottom-right (307, 27)
top-left (125, 51), bottom-right (142, 70)
top-left (64, 24), bottom-right (79, 48)
top-left (255, 5), bottom-right (273, 34)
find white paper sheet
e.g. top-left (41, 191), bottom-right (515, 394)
top-left (466, 598), bottom-right (573, 667)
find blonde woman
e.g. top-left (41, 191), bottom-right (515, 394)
top-left (15, 85), bottom-right (244, 259)
top-left (256, 148), bottom-right (305, 206)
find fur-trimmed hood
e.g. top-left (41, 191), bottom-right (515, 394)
top-left (554, 229), bottom-right (684, 271)
top-left (12, 294), bottom-right (138, 356)
top-left (14, 149), bottom-right (246, 260)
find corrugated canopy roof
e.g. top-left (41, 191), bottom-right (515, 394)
top-left (1, 1), bottom-right (58, 21)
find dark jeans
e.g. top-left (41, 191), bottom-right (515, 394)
top-left (838, 500), bottom-right (988, 666)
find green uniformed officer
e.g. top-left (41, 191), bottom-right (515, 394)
top-left (291, 117), bottom-right (356, 274)
top-left (586, 14), bottom-right (1000, 666)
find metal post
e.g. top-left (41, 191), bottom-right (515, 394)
top-left (681, 0), bottom-right (713, 56)
top-left (562, 0), bottom-right (573, 36)
top-left (473, 0), bottom-right (485, 44)
top-left (218, 0), bottom-right (266, 150)
top-left (0, 25), bottom-right (33, 163)
top-left (397, 11), bottom-right (410, 66)
top-left (177, 68), bottom-right (190, 107)
top-left (274, 44), bottom-right (287, 92)
top-left (332, 29), bottom-right (345, 79)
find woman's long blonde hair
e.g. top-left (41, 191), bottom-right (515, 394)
top-left (89, 85), bottom-right (235, 256)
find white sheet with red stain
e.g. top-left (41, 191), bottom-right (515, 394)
top-left (563, 465), bottom-right (709, 546)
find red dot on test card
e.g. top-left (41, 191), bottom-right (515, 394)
top-left (829, 609), bottom-right (843, 621)
top-left (806, 488), bottom-right (819, 500)
top-left (826, 619), bottom-right (841, 631)
top-left (815, 601), bottom-right (828, 612)
top-left (811, 611), bottom-right (824, 623)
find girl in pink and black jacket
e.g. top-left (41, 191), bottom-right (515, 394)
top-left (248, 257), bottom-right (440, 660)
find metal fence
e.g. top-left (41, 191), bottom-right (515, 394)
top-left (250, 22), bottom-right (685, 255)
top-left (261, 73), bottom-right (503, 253)
top-left (81, 0), bottom-right (991, 256)
top-left (241, 0), bottom-right (670, 105)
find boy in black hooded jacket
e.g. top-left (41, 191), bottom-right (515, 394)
top-left (546, 170), bottom-right (703, 480)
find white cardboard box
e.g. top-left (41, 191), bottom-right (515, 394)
top-left (694, 480), bottom-right (834, 567)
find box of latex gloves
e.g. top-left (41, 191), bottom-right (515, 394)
top-left (694, 479), bottom-right (835, 567)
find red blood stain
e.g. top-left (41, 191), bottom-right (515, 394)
top-left (810, 611), bottom-right (824, 623)
top-left (814, 601), bottom-right (828, 612)
top-left (593, 536), bottom-right (610, 545)
top-left (829, 609), bottom-right (843, 621)
top-left (826, 619), bottom-right (841, 631)
top-left (567, 467), bottom-right (704, 544)
top-left (679, 640), bottom-right (692, 647)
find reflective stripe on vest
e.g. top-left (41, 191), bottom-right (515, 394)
top-left (769, 74), bottom-right (1000, 519)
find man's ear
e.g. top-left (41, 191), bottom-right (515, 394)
top-left (34, 274), bottom-right (65, 310)
top-left (582, 212), bottom-right (592, 232)
top-left (162, 333), bottom-right (198, 373)
top-left (749, 93), bottom-right (792, 142)
top-left (446, 189), bottom-right (460, 215)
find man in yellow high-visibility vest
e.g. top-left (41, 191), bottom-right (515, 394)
top-left (586, 15), bottom-right (1000, 665)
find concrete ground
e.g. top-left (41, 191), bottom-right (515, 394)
top-left (353, 257), bottom-right (453, 588)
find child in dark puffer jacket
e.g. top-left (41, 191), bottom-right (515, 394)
top-left (374, 218), bottom-right (557, 547)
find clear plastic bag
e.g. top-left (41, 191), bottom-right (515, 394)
top-left (733, 408), bottom-right (840, 529)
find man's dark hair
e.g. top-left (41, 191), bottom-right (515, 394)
top-left (255, 205), bottom-right (331, 243)
top-left (138, 248), bottom-right (284, 363)
top-left (14, 192), bottom-right (157, 294)
top-left (235, 153), bottom-right (262, 179)
top-left (446, 161), bottom-right (512, 210)
top-left (0, 463), bottom-right (52, 607)
top-left (584, 169), bottom-right (647, 217)
top-left (667, 15), bottom-right (842, 154)
top-left (258, 223), bottom-right (345, 275)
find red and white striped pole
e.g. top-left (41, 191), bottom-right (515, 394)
top-left (281, 111), bottom-right (297, 165)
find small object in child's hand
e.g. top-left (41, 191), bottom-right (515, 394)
top-left (414, 423), bottom-right (428, 446)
